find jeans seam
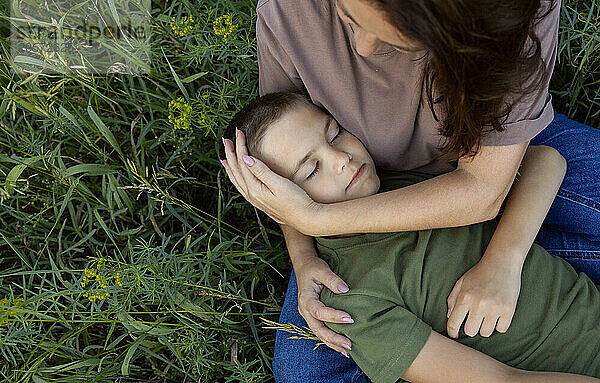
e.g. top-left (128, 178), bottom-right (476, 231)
top-left (545, 250), bottom-right (600, 258)
top-left (557, 189), bottom-right (600, 213)
top-left (353, 369), bottom-right (366, 383)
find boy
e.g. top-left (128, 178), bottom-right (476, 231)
top-left (222, 92), bottom-right (600, 382)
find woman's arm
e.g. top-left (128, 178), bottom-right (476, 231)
top-left (223, 130), bottom-right (527, 236)
top-left (309, 141), bottom-right (529, 236)
top-left (446, 145), bottom-right (567, 338)
top-left (402, 331), bottom-right (600, 383)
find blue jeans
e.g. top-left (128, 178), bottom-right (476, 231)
top-left (272, 113), bottom-right (600, 383)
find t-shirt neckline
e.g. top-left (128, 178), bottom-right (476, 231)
top-left (315, 232), bottom-right (397, 250)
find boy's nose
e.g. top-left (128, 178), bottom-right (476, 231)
top-left (335, 151), bottom-right (352, 173)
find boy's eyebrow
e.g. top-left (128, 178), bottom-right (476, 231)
top-left (290, 116), bottom-right (333, 180)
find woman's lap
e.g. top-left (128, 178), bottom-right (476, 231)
top-left (272, 267), bottom-right (368, 383)
top-left (530, 112), bottom-right (600, 277)
top-left (273, 112), bottom-right (600, 382)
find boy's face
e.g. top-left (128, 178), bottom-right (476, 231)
top-left (257, 102), bottom-right (380, 204)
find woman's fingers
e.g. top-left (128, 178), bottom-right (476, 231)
top-left (301, 308), bottom-right (352, 356)
top-left (221, 160), bottom-right (244, 196)
top-left (234, 128), bottom-right (261, 191)
top-left (308, 300), bottom-right (354, 324)
top-left (240, 155), bottom-right (280, 196)
top-left (316, 268), bottom-right (351, 295)
top-left (222, 138), bottom-right (247, 195)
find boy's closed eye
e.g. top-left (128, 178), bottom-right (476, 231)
top-left (306, 126), bottom-right (346, 180)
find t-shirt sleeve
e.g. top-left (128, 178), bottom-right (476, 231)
top-left (321, 292), bottom-right (432, 383)
top-left (479, 0), bottom-right (560, 146)
top-left (256, 1), bottom-right (307, 96)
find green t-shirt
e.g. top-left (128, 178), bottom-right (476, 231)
top-left (317, 170), bottom-right (600, 383)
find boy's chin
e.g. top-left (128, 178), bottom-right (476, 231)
top-left (311, 177), bottom-right (380, 204)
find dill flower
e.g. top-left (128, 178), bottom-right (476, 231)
top-left (0, 298), bottom-right (24, 326)
top-left (213, 15), bottom-right (241, 39)
top-left (114, 272), bottom-right (123, 287)
top-left (170, 15), bottom-right (197, 37)
top-left (83, 289), bottom-right (110, 302)
top-left (80, 261), bottom-right (116, 302)
top-left (168, 97), bottom-right (193, 131)
top-left (84, 268), bottom-right (96, 278)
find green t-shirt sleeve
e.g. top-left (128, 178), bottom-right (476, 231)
top-left (322, 292), bottom-right (432, 383)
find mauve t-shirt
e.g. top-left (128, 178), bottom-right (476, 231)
top-left (256, 0), bottom-right (560, 175)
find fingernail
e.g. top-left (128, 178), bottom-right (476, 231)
top-left (242, 155), bottom-right (254, 166)
top-left (342, 343), bottom-right (352, 351)
top-left (235, 127), bottom-right (239, 137)
top-left (447, 308), bottom-right (451, 318)
top-left (338, 283), bottom-right (349, 293)
top-left (219, 160), bottom-right (225, 167)
top-left (341, 317), bottom-right (354, 324)
top-left (222, 137), bottom-right (227, 147)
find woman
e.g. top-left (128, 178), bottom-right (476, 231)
top-left (221, 0), bottom-right (600, 381)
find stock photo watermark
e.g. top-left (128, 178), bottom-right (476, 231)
top-left (10, 0), bottom-right (152, 75)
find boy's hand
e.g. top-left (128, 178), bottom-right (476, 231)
top-left (446, 253), bottom-right (522, 338)
top-left (221, 129), bottom-right (322, 234)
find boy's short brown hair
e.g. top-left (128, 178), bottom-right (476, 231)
top-left (226, 92), bottom-right (311, 159)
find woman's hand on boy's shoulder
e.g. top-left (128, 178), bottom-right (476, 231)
top-left (295, 255), bottom-right (355, 358)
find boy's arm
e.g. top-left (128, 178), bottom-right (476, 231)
top-left (446, 145), bottom-right (567, 338)
top-left (402, 330), bottom-right (599, 383)
top-left (481, 145), bottom-right (566, 266)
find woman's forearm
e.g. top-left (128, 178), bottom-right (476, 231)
top-left (315, 168), bottom-right (500, 236)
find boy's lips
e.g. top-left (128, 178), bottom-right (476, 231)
top-left (346, 164), bottom-right (365, 191)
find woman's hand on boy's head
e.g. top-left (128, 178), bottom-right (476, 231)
top-left (221, 129), bottom-right (322, 234)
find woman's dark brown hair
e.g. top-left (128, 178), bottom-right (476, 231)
top-left (370, 0), bottom-right (556, 158)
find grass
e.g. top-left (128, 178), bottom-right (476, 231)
top-left (0, 0), bottom-right (598, 381)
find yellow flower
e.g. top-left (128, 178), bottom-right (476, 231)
top-left (84, 268), bottom-right (96, 278)
top-left (168, 97), bottom-right (193, 131)
top-left (114, 272), bottom-right (123, 287)
top-left (84, 289), bottom-right (109, 302)
top-left (213, 15), bottom-right (240, 39)
top-left (171, 15), bottom-right (197, 37)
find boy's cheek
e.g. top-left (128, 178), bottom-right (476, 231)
top-left (306, 187), bottom-right (341, 204)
